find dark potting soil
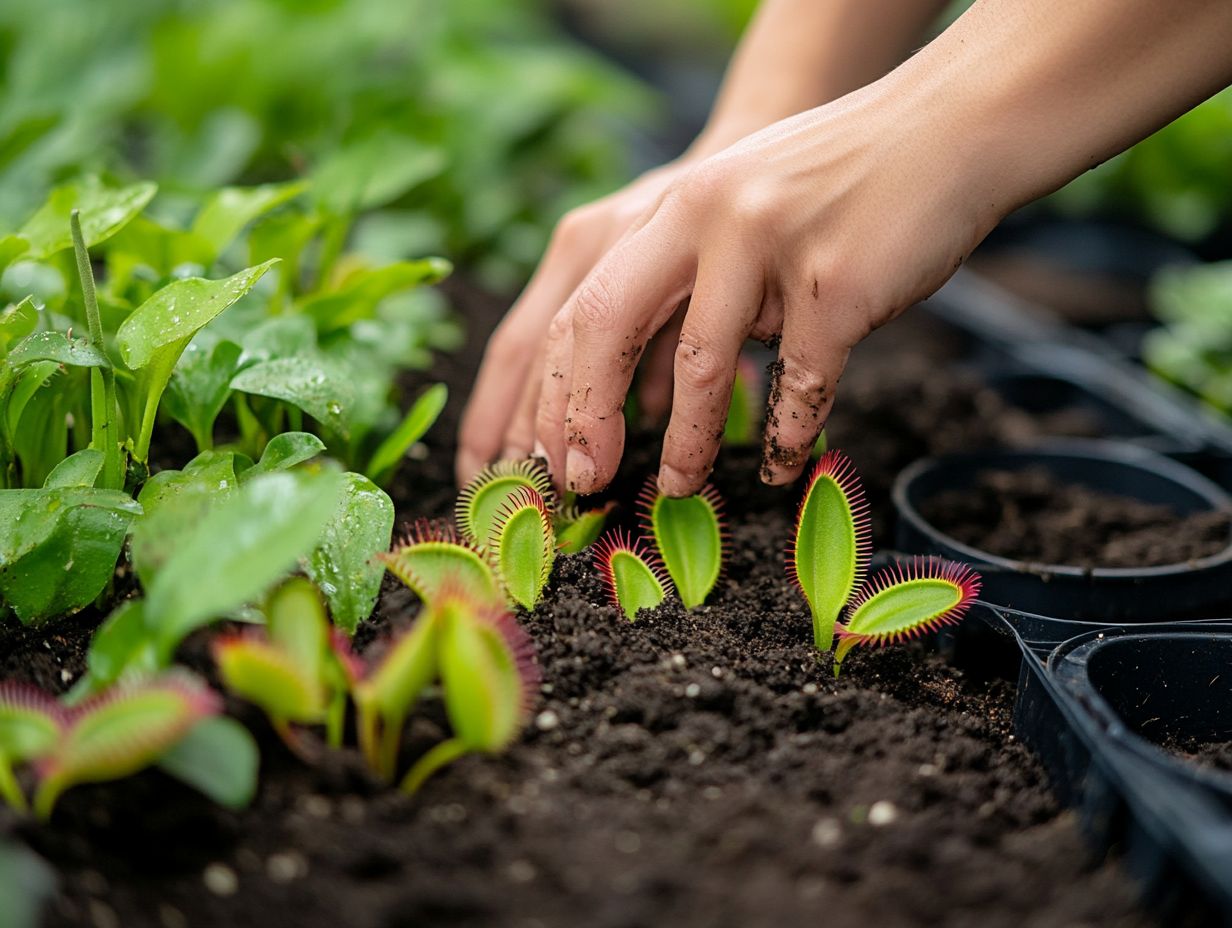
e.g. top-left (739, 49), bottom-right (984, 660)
top-left (1162, 734), bottom-right (1232, 775)
top-left (917, 467), bottom-right (1232, 569)
top-left (0, 292), bottom-right (1157, 927)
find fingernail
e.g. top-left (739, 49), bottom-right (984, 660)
top-left (566, 447), bottom-right (595, 493)
top-left (657, 465), bottom-right (692, 498)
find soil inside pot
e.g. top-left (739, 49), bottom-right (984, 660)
top-left (0, 295), bottom-right (1157, 928)
top-left (1161, 733), bottom-right (1232, 774)
top-left (918, 467), bottom-right (1232, 569)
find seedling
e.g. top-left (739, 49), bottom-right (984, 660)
top-left (489, 486), bottom-right (555, 610)
top-left (788, 450), bottom-right (872, 651)
top-left (788, 449), bottom-right (981, 675)
top-left (400, 589), bottom-right (539, 794)
top-left (593, 530), bottom-right (674, 621)
top-left (213, 578), bottom-right (357, 752)
top-left (554, 498), bottom-right (613, 554)
top-left (833, 557), bottom-right (981, 675)
top-left (380, 518), bottom-right (502, 605)
top-left (456, 459), bottom-right (555, 547)
top-left (640, 481), bottom-right (727, 608)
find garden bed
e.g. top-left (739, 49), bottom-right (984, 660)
top-left (0, 291), bottom-right (1155, 927)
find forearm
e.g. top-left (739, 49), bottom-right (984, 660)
top-left (688, 0), bottom-right (951, 158)
top-left (899, 0), bottom-right (1232, 228)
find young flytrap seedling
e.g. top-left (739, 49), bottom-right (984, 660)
top-left (591, 482), bottom-right (727, 620)
top-left (789, 450), bottom-right (981, 675)
top-left (0, 672), bottom-right (219, 819)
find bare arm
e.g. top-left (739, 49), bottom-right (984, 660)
top-left (532, 0), bottom-right (1232, 496)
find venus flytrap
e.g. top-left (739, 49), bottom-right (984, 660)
top-left (593, 530), bottom-right (674, 621)
top-left (455, 459), bottom-right (555, 547)
top-left (488, 486), bottom-right (556, 610)
top-left (787, 449), bottom-right (981, 676)
top-left (554, 496), bottom-right (613, 555)
top-left (639, 481), bottom-right (727, 609)
top-left (379, 519), bottom-right (502, 605)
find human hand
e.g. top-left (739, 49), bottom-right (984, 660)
top-left (533, 83), bottom-right (1000, 497)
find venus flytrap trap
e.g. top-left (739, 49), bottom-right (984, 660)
top-left (554, 496), bottom-right (613, 555)
top-left (593, 530), bottom-right (674, 621)
top-left (639, 481), bottom-right (727, 609)
top-left (456, 459), bottom-right (555, 547)
top-left (488, 486), bottom-right (556, 610)
top-left (788, 449), bottom-right (981, 675)
top-left (379, 519), bottom-right (502, 605)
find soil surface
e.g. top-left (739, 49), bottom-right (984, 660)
top-left (0, 289), bottom-right (1161, 928)
top-left (918, 467), bottom-right (1232, 569)
top-left (1162, 734), bottom-right (1232, 774)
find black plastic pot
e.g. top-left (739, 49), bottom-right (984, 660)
top-left (974, 605), bottom-right (1232, 923)
top-left (894, 440), bottom-right (1232, 621)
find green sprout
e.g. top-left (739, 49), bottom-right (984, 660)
top-left (723, 355), bottom-right (761, 446)
top-left (833, 557), bottom-right (981, 675)
top-left (639, 481), bottom-right (727, 609)
top-left (554, 498), bottom-right (613, 555)
top-left (788, 449), bottom-right (981, 675)
top-left (593, 530), bottom-right (674, 621)
top-left (379, 518), bottom-right (501, 605)
top-left (213, 578), bottom-right (358, 753)
top-left (400, 590), bottom-right (539, 794)
top-left (456, 459), bottom-right (555, 547)
top-left (488, 486), bottom-right (555, 610)
top-left (0, 673), bottom-right (220, 820)
top-left (788, 450), bottom-right (871, 652)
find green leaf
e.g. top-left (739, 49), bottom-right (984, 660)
top-left (607, 548), bottom-right (667, 621)
top-left (42, 449), bottom-right (103, 489)
top-left (791, 451), bottom-right (870, 652)
top-left (33, 674), bottom-right (216, 819)
top-left (366, 383), bottom-right (447, 486)
top-left (312, 134), bottom-right (446, 215)
top-left (20, 179), bottom-right (157, 259)
top-left (306, 472), bottom-right (394, 634)
top-left (298, 258), bottom-right (452, 332)
top-left (647, 486), bottom-right (724, 609)
top-left (0, 297), bottom-right (38, 356)
top-left (241, 431), bottom-right (326, 482)
top-left (117, 261), bottom-right (279, 371)
top-left (143, 471), bottom-right (344, 659)
top-left (117, 260), bottom-right (278, 461)
top-left (157, 716), bottom-right (259, 810)
top-left (162, 340), bottom-right (242, 453)
top-left (230, 356), bottom-right (355, 441)
top-left (0, 488), bottom-right (141, 625)
top-left (82, 601), bottom-right (159, 693)
top-left (554, 503), bottom-right (611, 555)
top-left (6, 332), bottom-right (110, 370)
top-left (489, 489), bottom-right (553, 611)
top-left (131, 451), bottom-right (241, 589)
top-left (189, 181), bottom-right (307, 263)
top-left (0, 236), bottom-right (31, 280)
top-left (380, 533), bottom-right (501, 606)
top-left (723, 361), bottom-right (759, 446)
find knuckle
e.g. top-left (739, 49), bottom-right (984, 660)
top-left (673, 338), bottom-right (729, 393)
top-left (545, 309), bottom-right (572, 344)
top-left (571, 276), bottom-right (621, 333)
top-left (551, 205), bottom-right (598, 251)
top-left (728, 179), bottom-right (779, 227)
top-left (777, 360), bottom-right (829, 407)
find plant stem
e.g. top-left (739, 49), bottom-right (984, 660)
top-left (399, 738), bottom-right (469, 796)
top-left (71, 211), bottom-right (123, 490)
top-left (0, 758), bottom-right (26, 812)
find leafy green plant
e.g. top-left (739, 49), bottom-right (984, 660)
top-left (593, 530), bottom-right (674, 621)
top-left (0, 672), bottom-right (240, 820)
top-left (787, 449), bottom-right (981, 675)
top-left (639, 481), bottom-right (726, 608)
top-left (1143, 261), bottom-right (1232, 417)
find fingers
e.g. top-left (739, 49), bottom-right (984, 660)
top-left (455, 214), bottom-right (601, 486)
top-left (502, 344), bottom-right (545, 460)
top-left (760, 296), bottom-right (852, 486)
top-left (544, 221), bottom-right (696, 495)
top-left (657, 252), bottom-right (763, 497)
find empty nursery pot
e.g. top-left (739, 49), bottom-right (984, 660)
top-left (1050, 627), bottom-right (1232, 810)
top-left (893, 440), bottom-right (1232, 621)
